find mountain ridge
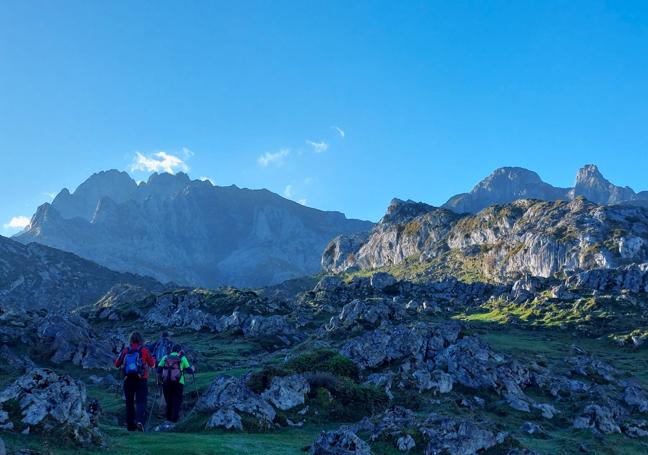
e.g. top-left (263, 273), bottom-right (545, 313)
top-left (16, 170), bottom-right (373, 288)
top-left (442, 164), bottom-right (648, 213)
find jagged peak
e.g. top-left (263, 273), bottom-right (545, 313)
top-left (145, 171), bottom-right (191, 185)
top-left (381, 198), bottom-right (436, 224)
top-left (575, 164), bottom-right (606, 184)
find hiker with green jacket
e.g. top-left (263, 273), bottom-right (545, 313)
top-left (157, 344), bottom-right (195, 423)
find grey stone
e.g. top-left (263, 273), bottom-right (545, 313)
top-left (205, 408), bottom-right (243, 431)
top-left (261, 374), bottom-right (310, 411)
top-left (310, 428), bottom-right (372, 455)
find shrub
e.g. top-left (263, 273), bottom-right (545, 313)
top-left (287, 349), bottom-right (359, 380)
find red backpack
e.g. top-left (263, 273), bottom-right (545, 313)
top-left (162, 353), bottom-right (182, 383)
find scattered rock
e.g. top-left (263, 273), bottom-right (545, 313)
top-left (397, 434), bottom-right (415, 451)
top-left (521, 421), bottom-right (543, 435)
top-left (310, 428), bottom-right (372, 455)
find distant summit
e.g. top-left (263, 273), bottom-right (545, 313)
top-left (442, 165), bottom-right (648, 213)
top-left (17, 170), bottom-right (372, 288)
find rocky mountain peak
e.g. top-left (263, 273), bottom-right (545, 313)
top-left (51, 169), bottom-right (138, 220)
top-left (575, 164), bottom-right (604, 182)
top-left (571, 164), bottom-right (636, 205)
top-left (382, 199), bottom-right (436, 225)
top-left (474, 166), bottom-right (543, 190)
top-left (443, 164), bottom-right (646, 214)
top-left (17, 169), bottom-right (373, 288)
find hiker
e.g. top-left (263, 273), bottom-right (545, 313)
top-left (157, 344), bottom-right (195, 423)
top-left (150, 331), bottom-right (174, 363)
top-left (114, 331), bottom-right (156, 431)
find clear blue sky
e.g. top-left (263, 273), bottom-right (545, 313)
top-left (2, 1), bottom-right (648, 234)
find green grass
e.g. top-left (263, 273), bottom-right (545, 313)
top-left (3, 424), bottom-right (337, 455)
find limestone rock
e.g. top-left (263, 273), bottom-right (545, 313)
top-left (261, 374), bottom-right (310, 411)
top-left (205, 408), bottom-right (243, 431)
top-left (310, 428), bottom-right (372, 455)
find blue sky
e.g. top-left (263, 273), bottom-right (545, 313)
top-left (1, 1), bottom-right (648, 234)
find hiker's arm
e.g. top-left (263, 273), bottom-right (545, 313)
top-left (143, 348), bottom-right (156, 368)
top-left (114, 348), bottom-right (125, 367)
top-left (182, 356), bottom-right (195, 374)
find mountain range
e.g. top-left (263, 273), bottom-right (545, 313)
top-left (11, 163), bottom-right (647, 290)
top-left (15, 170), bottom-right (372, 288)
top-left (442, 164), bottom-right (648, 213)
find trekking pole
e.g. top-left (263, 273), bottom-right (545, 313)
top-left (146, 381), bottom-right (160, 431)
top-left (191, 372), bottom-right (199, 402)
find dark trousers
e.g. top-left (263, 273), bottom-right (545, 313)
top-left (162, 381), bottom-right (184, 422)
top-left (124, 376), bottom-right (148, 430)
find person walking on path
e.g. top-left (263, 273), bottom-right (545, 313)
top-left (115, 331), bottom-right (156, 431)
top-left (157, 344), bottom-right (195, 423)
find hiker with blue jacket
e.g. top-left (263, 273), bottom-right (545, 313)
top-left (157, 344), bottom-right (195, 423)
top-left (114, 331), bottom-right (156, 431)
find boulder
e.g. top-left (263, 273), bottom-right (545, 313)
top-left (261, 374), bottom-right (310, 411)
top-left (196, 375), bottom-right (276, 425)
top-left (242, 315), bottom-right (296, 339)
top-left (310, 428), bottom-right (372, 455)
top-left (341, 322), bottom-right (461, 369)
top-left (370, 272), bottom-right (397, 291)
top-left (623, 385), bottom-right (648, 413)
top-left (0, 368), bottom-right (102, 446)
top-left (315, 276), bottom-right (344, 292)
top-left (521, 421), bottom-right (543, 435)
top-left (573, 404), bottom-right (621, 434)
top-left (397, 434), bottom-right (415, 451)
top-left (205, 408), bottom-right (243, 431)
top-left (420, 414), bottom-right (505, 455)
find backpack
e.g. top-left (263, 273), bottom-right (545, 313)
top-left (122, 347), bottom-right (144, 378)
top-left (154, 338), bottom-right (173, 362)
top-left (162, 354), bottom-right (183, 384)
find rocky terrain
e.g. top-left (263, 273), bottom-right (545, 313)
top-left (3, 166), bottom-right (648, 454)
top-left (323, 197), bottom-right (648, 282)
top-left (3, 252), bottom-right (648, 454)
top-left (15, 170), bottom-right (372, 288)
top-left (443, 164), bottom-right (648, 214)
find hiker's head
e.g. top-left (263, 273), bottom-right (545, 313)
top-left (172, 344), bottom-right (182, 353)
top-left (161, 331), bottom-right (169, 338)
top-left (129, 331), bottom-right (144, 345)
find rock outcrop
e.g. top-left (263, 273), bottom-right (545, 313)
top-left (0, 368), bottom-right (102, 446)
top-left (323, 197), bottom-right (648, 282)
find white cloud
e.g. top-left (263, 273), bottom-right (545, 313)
top-left (3, 216), bottom-right (30, 230)
top-left (199, 176), bottom-right (214, 185)
top-left (130, 151), bottom-right (189, 174)
top-left (332, 126), bottom-right (345, 138)
top-left (181, 147), bottom-right (194, 158)
top-left (298, 198), bottom-right (308, 206)
top-left (306, 140), bottom-right (329, 153)
top-left (257, 148), bottom-right (290, 167)
top-left (283, 185), bottom-right (294, 198)
top-left (43, 192), bottom-right (57, 200)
